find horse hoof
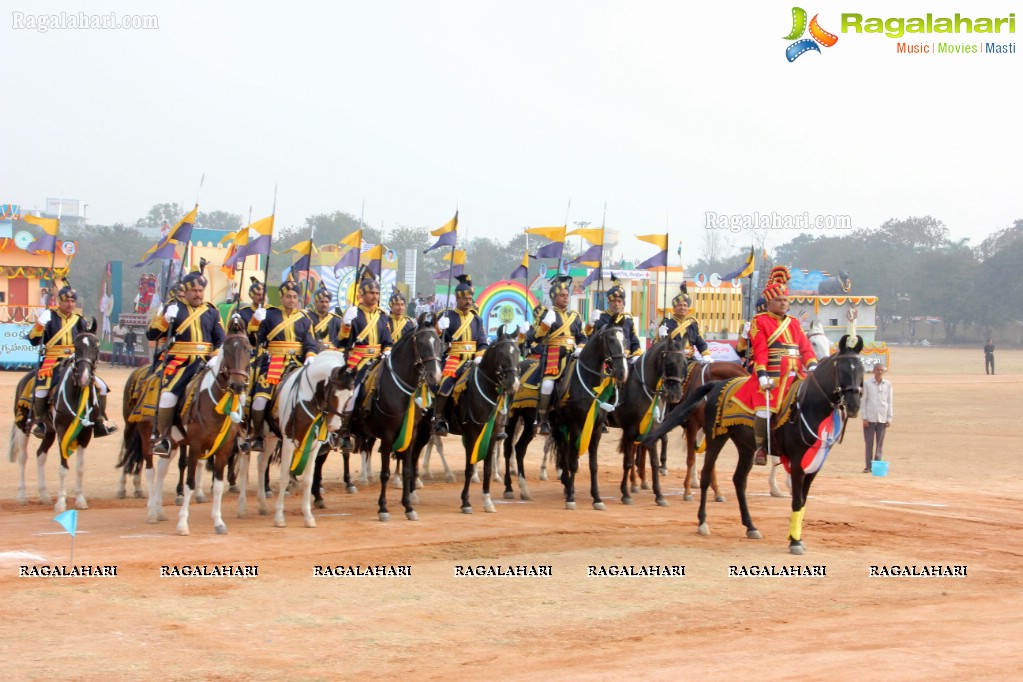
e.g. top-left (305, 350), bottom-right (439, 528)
top-left (593, 502), bottom-right (606, 511)
top-left (415, 478), bottom-right (424, 490)
top-left (214, 524), bottom-right (228, 535)
top-left (565, 501), bottom-right (576, 511)
top-left (116, 490), bottom-right (127, 500)
top-left (228, 485), bottom-right (239, 494)
top-left (504, 491), bottom-right (515, 500)
top-left (237, 511), bottom-right (248, 519)
top-left (195, 493), bottom-right (207, 504)
top-left (75, 500), bottom-right (89, 511)
top-left (483, 497), bottom-right (496, 513)
top-left (747, 529), bottom-right (763, 540)
top-left (258, 508), bottom-right (268, 516)
top-left (461, 506), bottom-right (473, 515)
top-left (715, 495), bottom-right (727, 503)
top-left (17, 498), bottom-right (27, 506)
top-left (175, 496), bottom-right (184, 506)
top-left (789, 542), bottom-right (805, 555)
top-left (640, 482), bottom-right (651, 491)
top-left (157, 512), bottom-right (168, 522)
top-left (445, 473), bottom-right (456, 483)
top-left (314, 499), bottom-right (326, 509)
top-left (378, 512), bottom-right (390, 522)
top-left (683, 494), bottom-right (694, 502)
top-left (54, 501), bottom-right (66, 514)
top-left (519, 492), bottom-right (532, 502)
top-left (539, 471), bottom-right (548, 482)
top-left (134, 491), bottom-right (145, 499)
top-left (304, 518), bottom-right (317, 528)
top-left (145, 515), bottom-right (159, 525)
top-left (659, 467), bottom-right (668, 476)
top-left (656, 498), bottom-right (669, 508)
top-left (176, 526), bottom-right (190, 536)
top-left (274, 518), bottom-right (286, 528)
top-left (621, 496), bottom-right (633, 505)
top-left (630, 485), bottom-right (639, 494)
top-left (406, 511), bottom-right (419, 521)
top-left (346, 485), bottom-right (358, 494)
top-left (770, 489), bottom-right (785, 498)
top-left (410, 492), bottom-right (420, 505)
top-left (697, 523), bottom-right (710, 536)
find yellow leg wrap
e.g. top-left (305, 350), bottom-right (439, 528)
top-left (788, 508), bottom-right (805, 542)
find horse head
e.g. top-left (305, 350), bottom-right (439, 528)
top-left (820, 334), bottom-right (865, 417)
top-left (485, 327), bottom-right (521, 396)
top-left (73, 332), bottom-right (100, 388)
top-left (656, 334), bottom-right (687, 403)
top-left (227, 312), bottom-right (247, 336)
top-left (219, 331), bottom-right (252, 395)
top-left (411, 326), bottom-right (443, 390)
top-left (586, 317), bottom-right (628, 386)
top-left (320, 363), bottom-right (355, 430)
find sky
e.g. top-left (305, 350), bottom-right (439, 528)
top-left (3, 0), bottom-right (1020, 266)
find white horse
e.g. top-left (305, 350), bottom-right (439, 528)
top-left (238, 351), bottom-right (352, 528)
top-left (808, 321), bottom-right (831, 361)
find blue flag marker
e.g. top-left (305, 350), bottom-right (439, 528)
top-left (54, 509), bottom-right (78, 536)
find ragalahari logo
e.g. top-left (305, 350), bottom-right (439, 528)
top-left (784, 7), bottom-right (838, 61)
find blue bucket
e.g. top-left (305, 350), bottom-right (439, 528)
top-left (871, 460), bottom-right (889, 477)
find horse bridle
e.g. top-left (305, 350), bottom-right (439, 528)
top-left (796, 352), bottom-right (862, 445)
top-left (466, 339), bottom-right (519, 423)
top-left (216, 334), bottom-right (251, 394)
top-left (576, 326), bottom-right (627, 382)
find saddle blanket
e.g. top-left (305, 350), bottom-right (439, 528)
top-left (715, 376), bottom-right (798, 438)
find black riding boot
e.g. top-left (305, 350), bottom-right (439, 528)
top-left (432, 394), bottom-right (450, 436)
top-left (31, 395), bottom-right (48, 438)
top-left (152, 405), bottom-right (176, 457)
top-left (535, 391), bottom-right (553, 436)
top-left (249, 408), bottom-right (266, 452)
top-left (338, 411), bottom-right (355, 453)
top-left (92, 393), bottom-right (119, 437)
top-left (753, 415), bottom-right (768, 466)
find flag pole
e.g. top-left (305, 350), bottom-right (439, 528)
top-left (662, 231), bottom-right (669, 327)
top-left (261, 184), bottom-right (278, 297)
top-left (598, 203), bottom-right (606, 300)
top-left (233, 206), bottom-right (253, 313)
top-left (302, 215), bottom-right (316, 307)
top-left (47, 198), bottom-right (63, 296)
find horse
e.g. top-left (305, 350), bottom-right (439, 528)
top-left (547, 321), bottom-right (629, 510)
top-left (808, 321), bottom-right (831, 361)
top-left (349, 325), bottom-right (443, 521)
top-left (499, 358), bottom-right (541, 500)
top-left (116, 363), bottom-right (152, 500)
top-left (9, 328), bottom-right (101, 512)
top-left (246, 350), bottom-right (354, 528)
top-left (605, 335), bottom-right (686, 507)
top-left (643, 335), bottom-right (864, 554)
top-left (437, 328), bottom-right (520, 514)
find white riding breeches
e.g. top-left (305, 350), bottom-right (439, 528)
top-left (541, 379), bottom-right (555, 395)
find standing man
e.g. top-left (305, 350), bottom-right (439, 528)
top-left (587, 274), bottom-right (642, 363)
top-left (387, 288), bottom-right (417, 343)
top-left (306, 282), bottom-right (343, 350)
top-left (124, 326), bottom-right (138, 368)
top-left (110, 320), bottom-right (128, 366)
top-left (532, 274), bottom-right (586, 436)
top-left (432, 274), bottom-right (488, 436)
top-left (659, 283), bottom-right (712, 364)
top-left (248, 276), bottom-right (319, 452)
top-left (731, 266), bottom-right (818, 466)
top-left (862, 364), bottom-right (893, 472)
top-left (984, 338), bottom-right (995, 375)
top-left (147, 263), bottom-right (224, 456)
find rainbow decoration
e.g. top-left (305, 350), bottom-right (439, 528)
top-left (476, 281), bottom-right (539, 340)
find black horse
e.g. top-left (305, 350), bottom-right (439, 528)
top-left (606, 334), bottom-right (686, 507)
top-left (548, 321), bottom-right (630, 510)
top-left (350, 323), bottom-right (442, 521)
top-left (500, 357), bottom-right (543, 500)
top-left (435, 328), bottom-right (521, 514)
top-left (643, 335), bottom-right (864, 554)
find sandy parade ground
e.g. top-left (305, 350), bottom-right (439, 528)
top-left (1, 346), bottom-right (1021, 681)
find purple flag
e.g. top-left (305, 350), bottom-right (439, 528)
top-left (424, 230), bottom-right (457, 253)
top-left (636, 250), bottom-right (667, 270)
top-left (570, 244), bottom-right (603, 264)
top-left (333, 247), bottom-right (360, 273)
top-left (534, 240), bottom-right (564, 259)
top-left (583, 267), bottom-right (602, 288)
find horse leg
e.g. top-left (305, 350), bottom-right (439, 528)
top-left (400, 451), bottom-right (419, 520)
top-left (460, 449), bottom-right (474, 514)
top-left (391, 456), bottom-right (403, 489)
top-left (768, 456), bottom-right (785, 497)
top-left (300, 451), bottom-right (318, 529)
top-left (539, 434), bottom-right (550, 481)
top-left (11, 426), bottom-right (29, 505)
top-left (658, 433), bottom-right (668, 476)
top-left (153, 451), bottom-right (172, 522)
top-left (436, 436), bottom-right (455, 483)
top-left (273, 440), bottom-right (292, 528)
top-left (176, 450), bottom-right (196, 536)
top-left (133, 471), bottom-right (144, 498)
top-left (502, 430), bottom-right (515, 500)
top-left (194, 451), bottom-right (207, 504)
top-left (211, 454), bottom-right (228, 534)
top-left (787, 469), bottom-right (817, 555)
top-left (175, 446), bottom-right (186, 505)
top-left (481, 448), bottom-right (496, 514)
top-left (684, 424), bottom-right (696, 501)
top-left (620, 440), bottom-right (635, 505)
top-left (377, 447), bottom-right (391, 521)
top-left (342, 450), bottom-right (358, 494)
top-left (227, 448), bottom-right (239, 493)
top-left (55, 455), bottom-right (69, 514)
top-left (637, 443), bottom-right (649, 491)
top-left (312, 444), bottom-right (329, 509)
top-left (648, 442), bottom-right (667, 507)
top-left (358, 449), bottom-right (371, 487)
top-left (589, 434), bottom-right (605, 511)
top-left (471, 460), bottom-right (481, 484)
top-left (733, 442), bottom-right (761, 540)
top-left (696, 437), bottom-right (726, 535)
top-left (37, 440), bottom-right (53, 505)
top-left (73, 445), bottom-right (88, 510)
top-left (256, 445), bottom-right (271, 516)
top-left (236, 450), bottom-right (250, 519)
top-left (516, 426), bottom-right (532, 501)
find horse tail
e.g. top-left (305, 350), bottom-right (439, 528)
top-left (115, 426), bottom-right (144, 475)
top-left (641, 382), bottom-right (717, 447)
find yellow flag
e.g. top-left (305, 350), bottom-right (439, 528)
top-left (218, 229), bottom-right (240, 245)
top-left (246, 215), bottom-right (275, 237)
top-left (444, 249), bottom-right (467, 265)
top-left (566, 227), bottom-right (603, 245)
top-left (361, 244), bottom-right (385, 262)
top-left (339, 230), bottom-right (362, 248)
top-left (637, 234), bottom-right (669, 251)
top-left (280, 239), bottom-right (316, 255)
top-left (23, 214), bottom-right (60, 236)
top-left (525, 226), bottom-right (566, 242)
top-left (431, 212), bottom-right (458, 236)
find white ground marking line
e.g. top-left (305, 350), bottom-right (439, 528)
top-left (0, 551), bottom-right (49, 564)
top-left (33, 531), bottom-right (91, 536)
top-left (879, 500), bottom-right (948, 508)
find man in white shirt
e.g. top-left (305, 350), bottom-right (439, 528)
top-left (862, 364), bottom-right (893, 472)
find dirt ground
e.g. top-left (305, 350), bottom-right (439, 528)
top-left (1, 346), bottom-right (1021, 681)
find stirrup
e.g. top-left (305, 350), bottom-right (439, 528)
top-left (31, 421), bottom-right (47, 439)
top-left (237, 439), bottom-right (251, 455)
top-left (537, 420), bottom-right (551, 436)
top-left (340, 434), bottom-right (353, 453)
top-left (753, 447), bottom-right (768, 466)
top-left (492, 430), bottom-right (508, 441)
top-left (93, 421), bottom-right (119, 437)
top-left (250, 437), bottom-right (265, 453)
top-left (152, 438), bottom-right (172, 458)
top-left (433, 419), bottom-right (449, 436)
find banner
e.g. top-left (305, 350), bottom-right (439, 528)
top-left (0, 322), bottom-right (39, 369)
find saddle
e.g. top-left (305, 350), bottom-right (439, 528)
top-left (510, 357), bottom-right (541, 410)
top-left (127, 373), bottom-right (161, 423)
top-left (715, 376), bottom-right (798, 438)
top-left (450, 365), bottom-right (474, 405)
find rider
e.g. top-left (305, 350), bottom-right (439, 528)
top-left (336, 267), bottom-right (394, 451)
top-left (248, 275), bottom-right (320, 452)
top-left (236, 276), bottom-right (266, 349)
top-left (587, 273), bottom-right (642, 364)
top-left (387, 287), bottom-right (417, 343)
top-left (731, 266), bottom-right (818, 466)
top-left (148, 262), bottom-right (225, 456)
top-left (306, 282), bottom-right (343, 350)
top-left (533, 274), bottom-right (586, 436)
top-left (27, 278), bottom-right (118, 439)
top-left (432, 274), bottom-right (489, 436)
top-left (658, 283), bottom-right (712, 365)
top-left (736, 296), bottom-right (767, 371)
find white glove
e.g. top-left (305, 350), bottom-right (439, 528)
top-left (253, 306), bottom-right (267, 322)
top-left (572, 346), bottom-right (582, 358)
top-left (741, 321), bottom-right (751, 338)
top-left (589, 309), bottom-right (602, 325)
top-left (36, 309), bottom-right (52, 327)
top-left (382, 348), bottom-right (391, 357)
top-left (518, 322), bottom-right (530, 335)
top-left (629, 355), bottom-right (640, 365)
top-left (342, 306), bottom-right (358, 325)
top-left (473, 356), bottom-right (482, 365)
top-left (698, 354), bottom-right (711, 364)
top-left (436, 316), bottom-right (450, 331)
top-left (658, 324), bottom-right (668, 338)
top-left (304, 355), bottom-right (315, 366)
top-left (542, 310), bottom-right (556, 327)
top-left (759, 375), bottom-right (772, 389)
top-left (164, 303), bottom-right (179, 323)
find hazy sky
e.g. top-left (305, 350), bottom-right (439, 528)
top-left (3, 0), bottom-right (1020, 264)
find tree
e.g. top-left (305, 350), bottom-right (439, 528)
top-left (198, 210), bottom-right (242, 232)
top-left (136, 203), bottom-right (184, 229)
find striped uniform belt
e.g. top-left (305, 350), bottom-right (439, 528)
top-left (267, 341), bottom-right (302, 356)
top-left (352, 344), bottom-right (381, 356)
top-left (449, 342), bottom-right (477, 354)
top-left (769, 344), bottom-right (800, 358)
top-left (44, 345), bottom-right (75, 358)
top-left (547, 337), bottom-right (576, 348)
top-left (169, 342), bottom-right (213, 356)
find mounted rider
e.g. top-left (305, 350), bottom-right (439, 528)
top-left (248, 275), bottom-right (320, 452)
top-left (387, 287), bottom-right (417, 343)
top-left (587, 273), bottom-right (642, 364)
top-left (658, 283), bottom-right (712, 365)
top-left (235, 276), bottom-right (266, 349)
top-left (147, 262), bottom-right (225, 456)
top-left (736, 296), bottom-right (767, 367)
top-left (731, 266), bottom-right (818, 466)
top-left (432, 274), bottom-right (489, 436)
top-left (336, 267), bottom-right (394, 450)
top-left (306, 282), bottom-right (343, 350)
top-left (28, 278), bottom-right (118, 439)
top-left (533, 274), bottom-right (586, 436)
